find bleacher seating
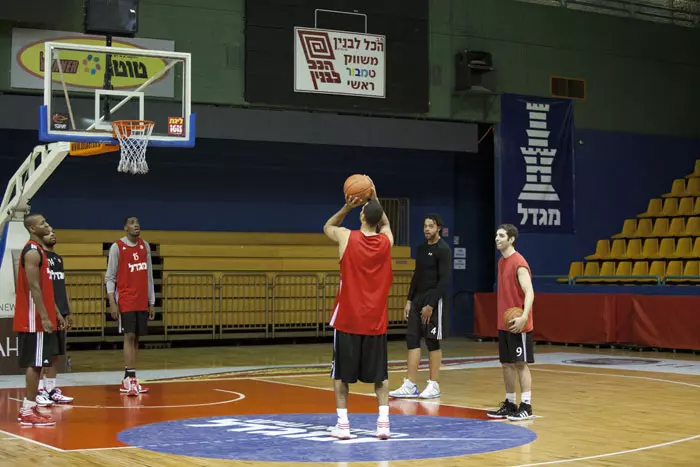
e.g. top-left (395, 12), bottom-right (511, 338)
top-left (563, 160), bottom-right (700, 285)
top-left (53, 228), bottom-right (415, 341)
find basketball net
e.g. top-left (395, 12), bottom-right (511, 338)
top-left (112, 120), bottom-right (155, 175)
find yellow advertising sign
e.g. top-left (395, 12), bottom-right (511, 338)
top-left (16, 36), bottom-right (169, 90)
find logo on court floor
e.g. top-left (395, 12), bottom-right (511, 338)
top-left (117, 413), bottom-right (536, 462)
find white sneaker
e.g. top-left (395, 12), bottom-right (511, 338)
top-left (330, 422), bottom-right (351, 440)
top-left (48, 388), bottom-right (74, 404)
top-left (35, 390), bottom-right (54, 407)
top-left (376, 419), bottom-right (390, 439)
top-left (419, 380), bottom-right (441, 399)
top-left (389, 378), bottom-right (419, 398)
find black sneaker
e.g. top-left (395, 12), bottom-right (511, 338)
top-left (507, 402), bottom-right (534, 421)
top-left (487, 399), bottom-right (518, 419)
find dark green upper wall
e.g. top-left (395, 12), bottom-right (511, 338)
top-left (430, 0), bottom-right (700, 137)
top-left (0, 0), bottom-right (698, 136)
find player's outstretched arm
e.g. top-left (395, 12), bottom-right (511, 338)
top-left (368, 181), bottom-right (394, 246)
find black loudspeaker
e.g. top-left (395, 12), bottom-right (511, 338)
top-left (454, 50), bottom-right (493, 91)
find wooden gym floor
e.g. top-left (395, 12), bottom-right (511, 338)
top-left (1, 339), bottom-right (699, 466)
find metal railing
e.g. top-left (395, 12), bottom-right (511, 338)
top-left (64, 272), bottom-right (105, 338)
top-left (65, 271), bottom-right (414, 342)
top-left (380, 198), bottom-right (410, 246)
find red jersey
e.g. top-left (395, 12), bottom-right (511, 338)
top-left (13, 240), bottom-right (57, 333)
top-left (330, 230), bottom-right (393, 335)
top-left (497, 251), bottom-right (534, 332)
top-left (116, 238), bottom-right (149, 313)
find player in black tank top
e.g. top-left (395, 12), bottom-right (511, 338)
top-left (38, 229), bottom-right (74, 405)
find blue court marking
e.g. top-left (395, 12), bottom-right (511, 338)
top-left (118, 413), bottom-right (536, 462)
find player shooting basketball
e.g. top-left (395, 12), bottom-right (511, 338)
top-left (488, 224), bottom-right (536, 421)
top-left (324, 178), bottom-right (394, 440)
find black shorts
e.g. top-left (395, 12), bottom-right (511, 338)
top-left (119, 311), bottom-right (149, 336)
top-left (55, 329), bottom-right (66, 356)
top-left (498, 330), bottom-right (535, 364)
top-left (407, 292), bottom-right (444, 347)
top-left (18, 332), bottom-right (59, 369)
top-left (331, 330), bottom-right (388, 384)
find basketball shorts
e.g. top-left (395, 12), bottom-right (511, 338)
top-left (119, 311), bottom-right (149, 336)
top-left (498, 330), bottom-right (535, 364)
top-left (406, 291), bottom-right (444, 348)
top-left (18, 332), bottom-right (59, 369)
top-left (331, 330), bottom-right (388, 384)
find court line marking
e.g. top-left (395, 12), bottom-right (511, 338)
top-left (0, 429), bottom-right (64, 452)
top-left (64, 446), bottom-right (140, 452)
top-left (7, 390), bottom-right (245, 410)
top-left (504, 367), bottom-right (700, 467)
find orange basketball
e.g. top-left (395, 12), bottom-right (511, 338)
top-left (343, 174), bottom-right (373, 202)
top-left (503, 307), bottom-right (523, 326)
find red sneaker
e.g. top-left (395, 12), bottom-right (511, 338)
top-left (18, 407), bottom-right (56, 426)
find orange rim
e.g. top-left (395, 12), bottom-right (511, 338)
top-left (112, 120), bottom-right (155, 139)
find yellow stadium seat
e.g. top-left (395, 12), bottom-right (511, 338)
top-left (613, 261), bottom-right (632, 283)
top-left (664, 261), bottom-right (684, 283)
top-left (694, 198), bottom-right (700, 216)
top-left (620, 261), bottom-right (649, 284)
top-left (665, 217), bottom-right (686, 237)
top-left (682, 261), bottom-right (700, 283)
top-left (559, 262), bottom-right (583, 283)
top-left (660, 198), bottom-right (679, 217)
top-left (639, 199), bottom-right (662, 217)
top-left (687, 178), bottom-right (700, 197)
top-left (686, 160), bottom-right (700, 179)
top-left (671, 237), bottom-right (693, 259)
top-left (676, 197), bottom-right (694, 217)
top-left (682, 217), bottom-right (700, 236)
top-left (641, 238), bottom-right (660, 259)
top-left (663, 179), bottom-right (686, 198)
top-left (612, 219), bottom-right (637, 239)
top-left (576, 262), bottom-right (600, 283)
top-left (625, 239), bottom-right (643, 260)
top-left (584, 240), bottom-right (610, 260)
top-left (653, 238), bottom-right (674, 259)
top-left (693, 238), bottom-right (700, 258)
top-left (646, 218), bottom-right (668, 237)
top-left (609, 239), bottom-right (627, 259)
top-left (633, 218), bottom-right (653, 237)
top-left (648, 261), bottom-right (666, 283)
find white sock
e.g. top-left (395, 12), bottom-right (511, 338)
top-left (506, 393), bottom-right (516, 403)
top-left (378, 405), bottom-right (389, 421)
top-left (38, 379), bottom-right (44, 391)
top-left (45, 378), bottom-right (57, 392)
top-left (336, 408), bottom-right (349, 424)
top-left (522, 391), bottom-right (531, 405)
top-left (21, 397), bottom-right (36, 414)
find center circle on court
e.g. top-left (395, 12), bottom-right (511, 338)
top-left (117, 413), bottom-right (537, 462)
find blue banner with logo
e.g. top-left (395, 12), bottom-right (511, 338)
top-left (497, 94), bottom-right (576, 233)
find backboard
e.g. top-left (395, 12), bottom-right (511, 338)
top-left (39, 41), bottom-right (194, 148)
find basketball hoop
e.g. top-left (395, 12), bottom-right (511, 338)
top-left (112, 120), bottom-right (155, 175)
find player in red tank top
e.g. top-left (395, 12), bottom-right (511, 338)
top-left (487, 224), bottom-right (536, 422)
top-left (105, 216), bottom-right (155, 396)
top-left (324, 180), bottom-right (394, 440)
top-left (13, 213), bottom-right (63, 426)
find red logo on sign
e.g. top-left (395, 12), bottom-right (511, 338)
top-left (168, 117), bottom-right (184, 136)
